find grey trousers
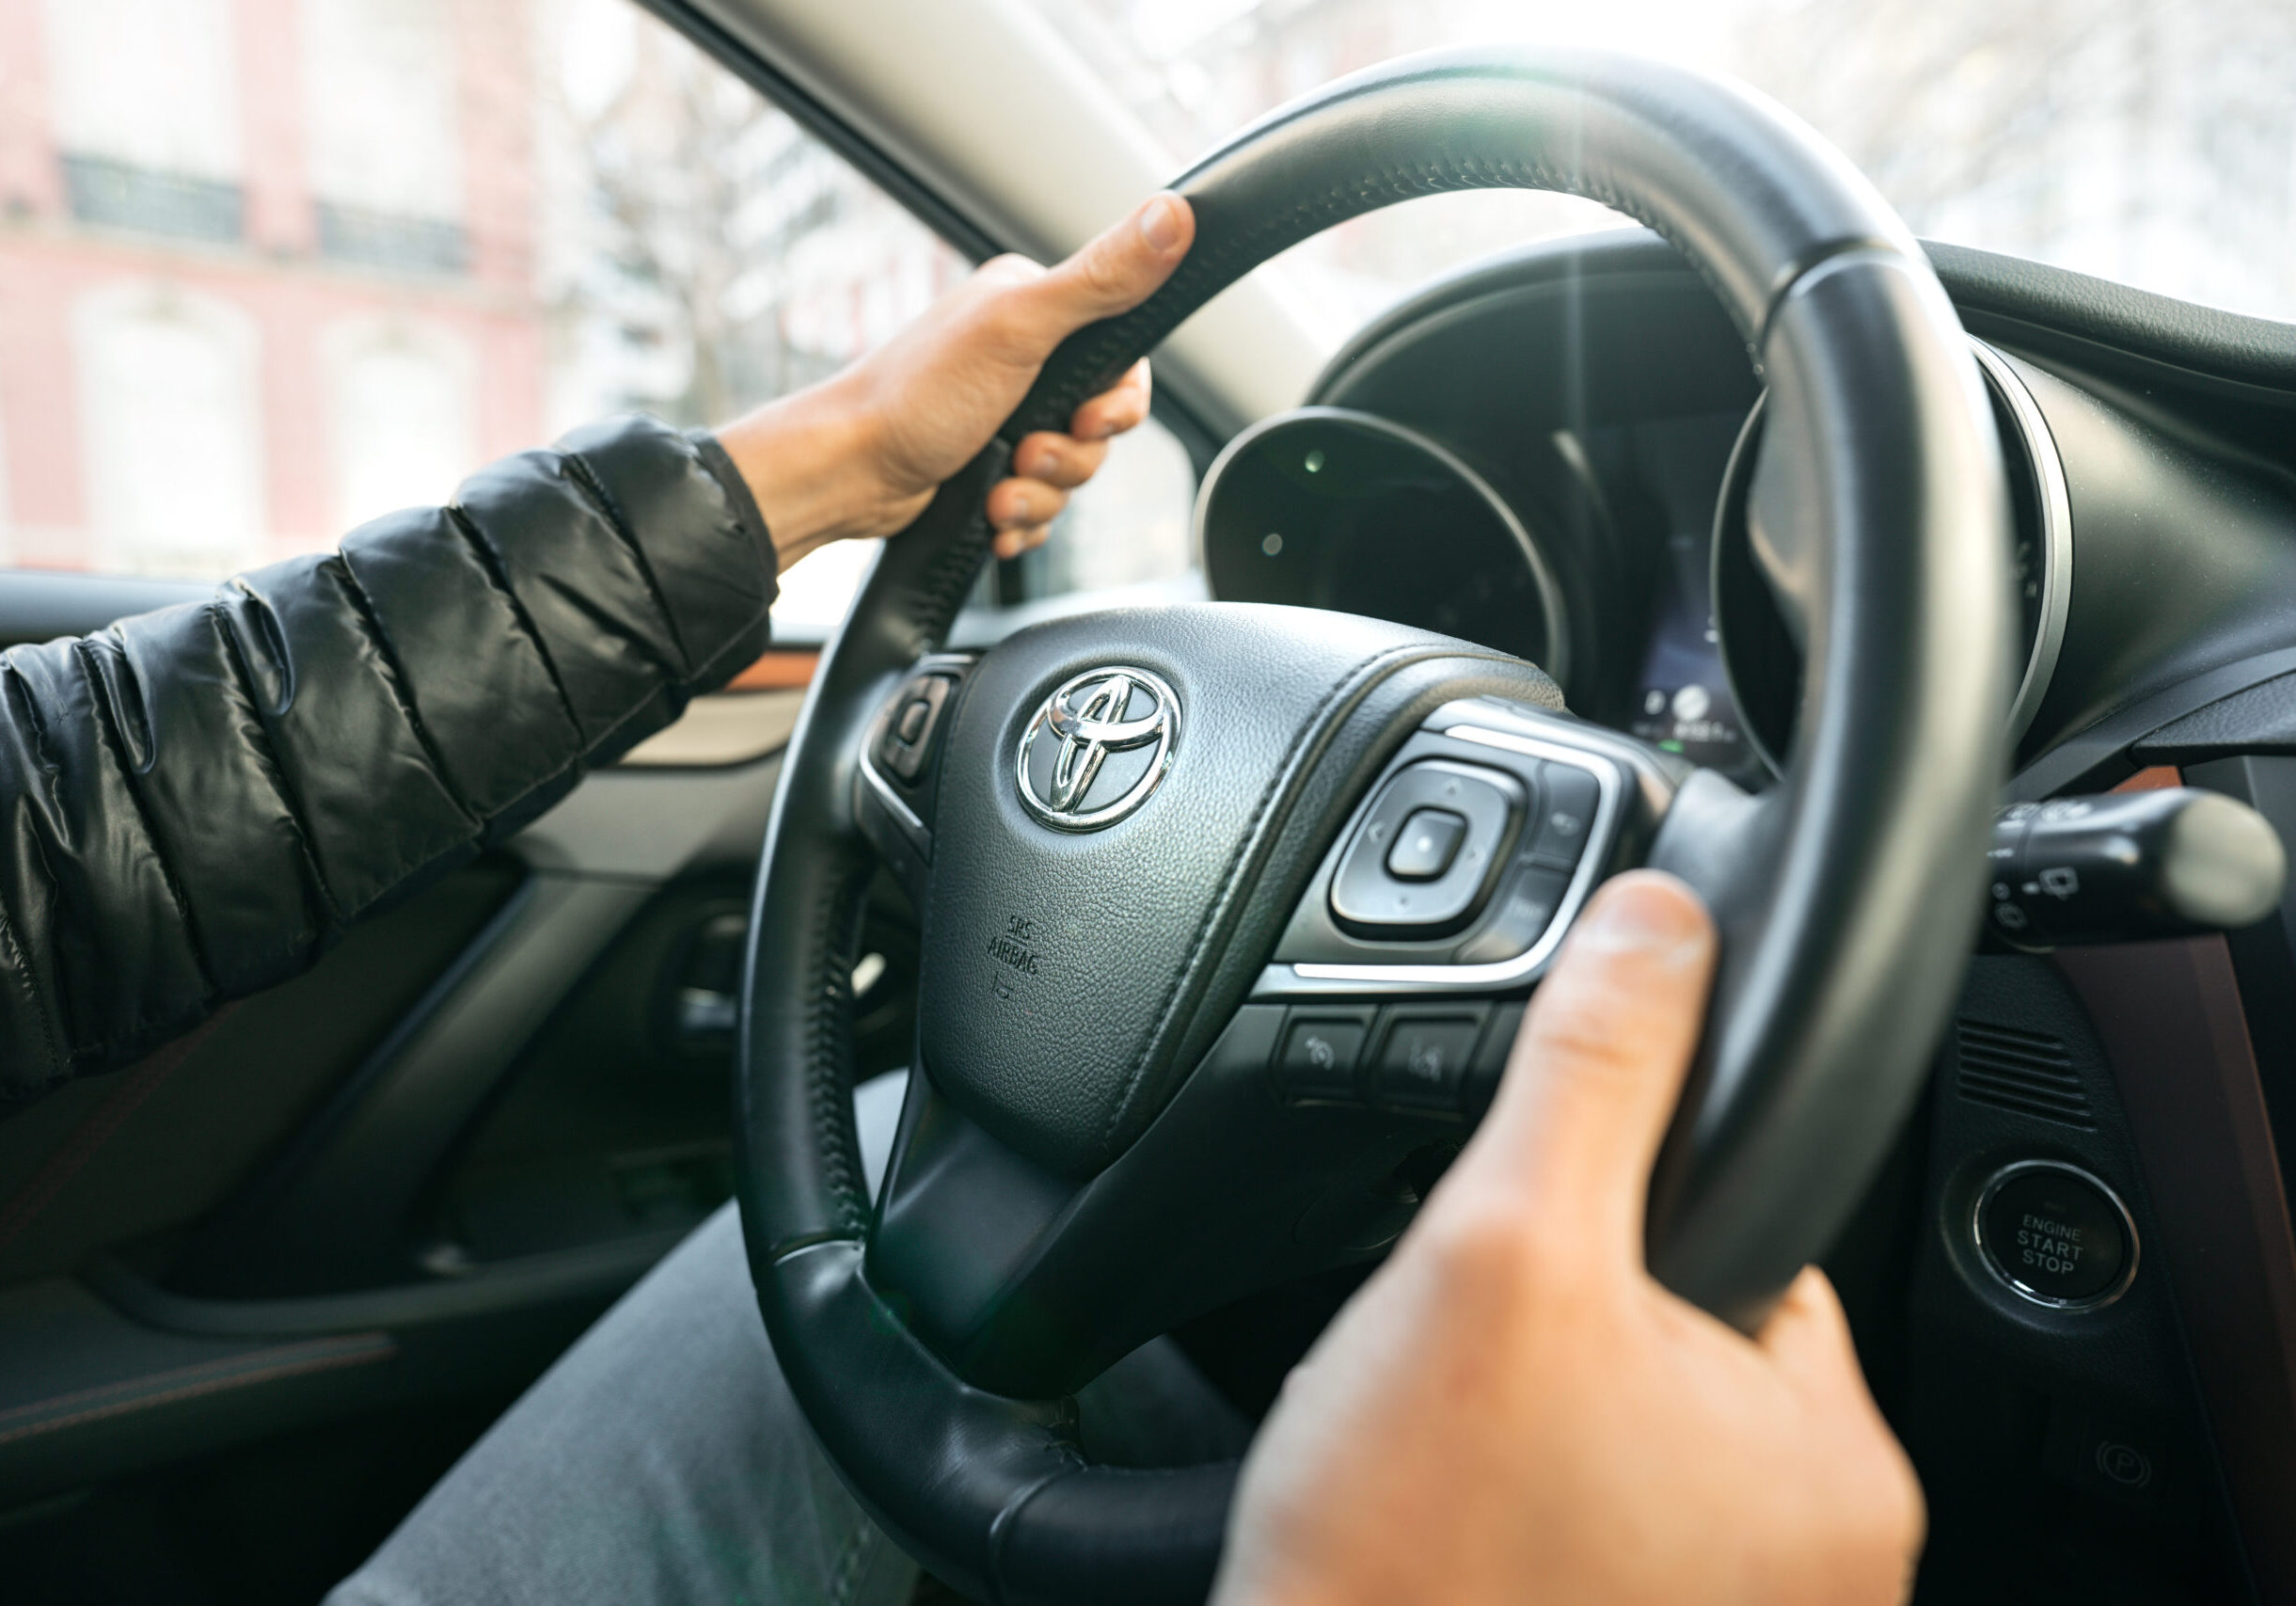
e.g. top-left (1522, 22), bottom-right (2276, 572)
top-left (326, 1201), bottom-right (919, 1606)
top-left (327, 1073), bottom-right (1246, 1606)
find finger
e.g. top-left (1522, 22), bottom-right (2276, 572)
top-left (1012, 431), bottom-right (1110, 490)
top-left (1005, 194), bottom-right (1193, 352)
top-left (1472, 871), bottom-right (1718, 1247)
top-left (992, 522), bottom-right (1052, 561)
top-left (987, 477), bottom-right (1069, 531)
top-left (1069, 359), bottom-right (1154, 442)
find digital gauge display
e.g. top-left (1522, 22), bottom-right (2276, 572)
top-left (1629, 526), bottom-right (1763, 786)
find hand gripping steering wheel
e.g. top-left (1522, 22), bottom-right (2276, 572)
top-left (738, 47), bottom-right (2010, 1605)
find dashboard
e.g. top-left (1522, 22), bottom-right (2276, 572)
top-left (1198, 243), bottom-right (2099, 795)
top-left (1193, 229), bottom-right (2296, 1604)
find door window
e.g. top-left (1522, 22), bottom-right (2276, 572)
top-left (0, 0), bottom-right (1195, 629)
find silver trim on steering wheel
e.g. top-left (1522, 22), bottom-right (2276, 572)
top-left (1271, 721), bottom-right (1623, 993)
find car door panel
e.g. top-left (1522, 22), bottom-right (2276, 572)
top-left (0, 566), bottom-right (809, 1509)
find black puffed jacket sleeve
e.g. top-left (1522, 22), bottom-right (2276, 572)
top-left (0, 414), bottom-right (776, 1099)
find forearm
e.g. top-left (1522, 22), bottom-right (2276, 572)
top-left (0, 415), bottom-right (773, 1102)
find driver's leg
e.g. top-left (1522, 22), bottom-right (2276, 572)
top-left (325, 1200), bottom-right (916, 1606)
top-left (325, 1073), bottom-right (920, 1606)
top-left (327, 1071), bottom-right (1246, 1605)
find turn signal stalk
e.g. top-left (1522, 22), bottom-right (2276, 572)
top-left (1986, 787), bottom-right (2287, 950)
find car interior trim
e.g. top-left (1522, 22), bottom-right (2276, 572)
top-left (157, 874), bottom-right (655, 1297)
top-left (1713, 332), bottom-right (2075, 780)
top-left (616, 688), bottom-right (807, 768)
top-left (2011, 644), bottom-right (2296, 803)
top-left (2055, 935), bottom-right (2296, 1603)
top-left (1972, 341), bottom-right (2075, 744)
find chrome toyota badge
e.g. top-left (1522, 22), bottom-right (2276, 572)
top-left (1016, 667), bottom-right (1180, 831)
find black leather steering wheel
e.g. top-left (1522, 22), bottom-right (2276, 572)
top-left (737, 46), bottom-right (2010, 1606)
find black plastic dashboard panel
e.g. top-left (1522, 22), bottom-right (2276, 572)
top-left (1215, 228), bottom-right (2296, 801)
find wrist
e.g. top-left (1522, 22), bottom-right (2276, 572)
top-left (716, 377), bottom-right (920, 570)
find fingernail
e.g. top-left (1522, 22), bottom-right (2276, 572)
top-left (1005, 491), bottom-right (1033, 523)
top-left (1137, 193), bottom-right (1183, 253)
top-left (1575, 874), bottom-right (1706, 961)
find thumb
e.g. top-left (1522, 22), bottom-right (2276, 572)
top-left (1005, 193), bottom-right (1194, 353)
top-left (1469, 871), bottom-right (1718, 1256)
top-left (1757, 1266), bottom-right (1868, 1392)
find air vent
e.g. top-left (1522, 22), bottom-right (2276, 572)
top-left (1955, 1021), bottom-right (2097, 1130)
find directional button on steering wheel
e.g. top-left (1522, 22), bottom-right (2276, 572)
top-left (1330, 759), bottom-right (1524, 935)
top-left (1386, 807), bottom-right (1468, 880)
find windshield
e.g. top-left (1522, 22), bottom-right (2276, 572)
top-left (1036, 0), bottom-right (2296, 334)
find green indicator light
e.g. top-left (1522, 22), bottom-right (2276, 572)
top-left (1659, 739), bottom-right (1685, 753)
top-left (1304, 449), bottom-right (1325, 472)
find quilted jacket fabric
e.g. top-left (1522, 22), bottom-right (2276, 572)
top-left (0, 414), bottom-right (776, 1101)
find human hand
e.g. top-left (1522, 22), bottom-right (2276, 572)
top-left (717, 192), bottom-right (1194, 570)
top-left (1211, 871), bottom-right (1924, 1606)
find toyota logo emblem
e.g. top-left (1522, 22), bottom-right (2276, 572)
top-left (1016, 667), bottom-right (1180, 831)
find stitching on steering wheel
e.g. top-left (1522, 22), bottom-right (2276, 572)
top-left (794, 477), bottom-right (1004, 1245)
top-left (801, 852), bottom-right (873, 1240)
top-left (898, 458), bottom-right (1006, 655)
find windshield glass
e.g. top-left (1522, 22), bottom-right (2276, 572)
top-left (1037, 0), bottom-right (2296, 334)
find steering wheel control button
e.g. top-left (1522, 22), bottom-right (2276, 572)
top-left (1528, 763), bottom-right (1602, 865)
top-left (1374, 1009), bottom-right (1488, 1111)
top-left (1276, 1011), bottom-right (1371, 1101)
top-left (876, 673), bottom-right (953, 783)
top-left (1455, 865), bottom-right (1574, 964)
top-left (1015, 665), bottom-right (1180, 831)
top-left (1974, 1161), bottom-right (2137, 1308)
top-left (1331, 760), bottom-right (1524, 935)
top-left (1386, 808), bottom-right (1467, 881)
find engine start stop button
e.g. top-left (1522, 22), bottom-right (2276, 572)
top-left (1974, 1161), bottom-right (2136, 1308)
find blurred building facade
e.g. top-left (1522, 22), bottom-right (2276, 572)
top-left (0, 0), bottom-right (967, 580)
top-left (0, 0), bottom-right (545, 574)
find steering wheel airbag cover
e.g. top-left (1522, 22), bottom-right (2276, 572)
top-left (921, 603), bottom-right (1551, 1180)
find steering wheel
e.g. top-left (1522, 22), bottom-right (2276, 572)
top-left (737, 46), bottom-right (2009, 1606)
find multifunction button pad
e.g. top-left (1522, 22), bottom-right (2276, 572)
top-left (1270, 1001), bottom-right (1527, 1118)
top-left (854, 655), bottom-right (976, 888)
top-left (876, 673), bottom-right (955, 782)
top-left (1330, 759), bottom-right (1522, 933)
top-left (1268, 707), bottom-right (1627, 981)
